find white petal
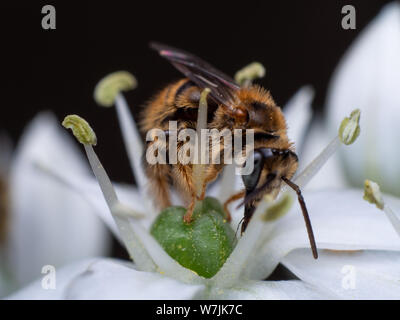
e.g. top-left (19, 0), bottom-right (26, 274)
top-left (5, 258), bottom-right (99, 300)
top-left (283, 249), bottom-right (400, 299)
top-left (0, 257), bottom-right (16, 298)
top-left (33, 149), bottom-right (155, 237)
top-left (326, 2), bottom-right (400, 195)
top-left (246, 189), bottom-right (400, 280)
top-left (64, 259), bottom-right (203, 300)
top-left (300, 119), bottom-right (348, 191)
top-left (203, 279), bottom-right (334, 300)
top-left (283, 86), bottom-right (314, 151)
top-left (42, 163), bottom-right (151, 238)
top-left (7, 113), bottom-right (111, 286)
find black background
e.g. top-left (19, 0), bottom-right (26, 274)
top-left (0, 0), bottom-right (395, 186)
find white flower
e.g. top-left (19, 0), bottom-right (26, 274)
top-left (0, 114), bottom-right (111, 297)
top-left (6, 71), bottom-right (400, 300)
top-left (326, 2), bottom-right (400, 196)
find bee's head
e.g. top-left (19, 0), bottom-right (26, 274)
top-left (240, 147), bottom-right (318, 259)
top-left (238, 147), bottom-right (298, 232)
top-left (241, 147), bottom-right (298, 204)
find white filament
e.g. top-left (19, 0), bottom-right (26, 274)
top-left (293, 136), bottom-right (341, 189)
top-left (83, 144), bottom-right (156, 272)
top-left (383, 204), bottom-right (400, 239)
top-left (114, 94), bottom-right (153, 212)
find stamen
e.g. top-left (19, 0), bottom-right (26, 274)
top-left (363, 179), bottom-right (384, 209)
top-left (94, 71), bottom-right (151, 211)
top-left (338, 109), bottom-right (361, 145)
top-left (93, 71), bottom-right (137, 107)
top-left (62, 115), bottom-right (156, 271)
top-left (234, 62), bottom-right (266, 87)
top-left (114, 94), bottom-right (149, 197)
top-left (83, 143), bottom-right (161, 271)
top-left (63, 115), bottom-right (156, 272)
top-left (62, 115), bottom-right (200, 283)
top-left (291, 109), bottom-right (361, 189)
top-left (62, 115), bottom-right (97, 146)
top-left (363, 179), bottom-right (400, 238)
top-left (291, 136), bottom-right (341, 189)
top-left (193, 88), bottom-right (210, 198)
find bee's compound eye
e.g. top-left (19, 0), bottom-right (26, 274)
top-left (253, 150), bottom-right (262, 164)
top-left (242, 150), bottom-right (264, 192)
top-left (260, 148), bottom-right (275, 158)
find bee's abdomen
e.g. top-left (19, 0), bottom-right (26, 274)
top-left (140, 79), bottom-right (193, 132)
top-left (143, 79), bottom-right (221, 133)
top-left (173, 79), bottom-right (197, 102)
top-left (161, 79), bottom-right (200, 124)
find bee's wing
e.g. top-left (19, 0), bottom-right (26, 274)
top-left (150, 42), bottom-right (240, 107)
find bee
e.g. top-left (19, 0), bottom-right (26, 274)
top-left (141, 43), bottom-right (318, 259)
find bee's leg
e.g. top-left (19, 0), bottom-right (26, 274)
top-left (184, 197), bottom-right (197, 224)
top-left (143, 137), bottom-right (172, 209)
top-left (198, 184), bottom-right (207, 200)
top-left (223, 190), bottom-right (246, 222)
top-left (198, 164), bottom-right (224, 200)
top-left (198, 174), bottom-right (213, 200)
top-left (171, 164), bottom-right (197, 223)
top-left (145, 163), bottom-right (172, 209)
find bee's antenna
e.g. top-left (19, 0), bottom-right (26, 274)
top-left (235, 216), bottom-right (245, 238)
top-left (282, 177), bottom-right (318, 259)
top-left (231, 216), bottom-right (245, 247)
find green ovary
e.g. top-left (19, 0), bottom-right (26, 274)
top-left (151, 197), bottom-right (236, 278)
